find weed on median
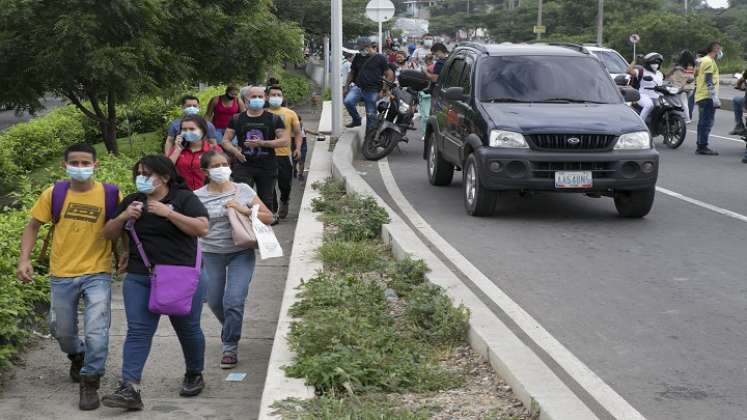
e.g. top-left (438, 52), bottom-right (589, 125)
top-left (275, 178), bottom-right (523, 418)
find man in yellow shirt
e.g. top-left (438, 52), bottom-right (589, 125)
top-left (694, 41), bottom-right (722, 156)
top-left (16, 143), bottom-right (123, 411)
top-left (267, 85), bottom-right (303, 220)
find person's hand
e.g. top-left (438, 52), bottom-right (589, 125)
top-left (117, 253), bottom-right (129, 275)
top-left (226, 200), bottom-right (249, 214)
top-left (234, 151), bottom-right (247, 163)
top-left (713, 97), bottom-right (722, 109)
top-left (293, 149), bottom-right (301, 160)
top-left (247, 138), bottom-right (262, 149)
top-left (16, 260), bottom-right (34, 283)
top-left (175, 134), bottom-right (185, 150)
top-left (147, 200), bottom-right (172, 218)
top-left (122, 201), bottom-right (144, 220)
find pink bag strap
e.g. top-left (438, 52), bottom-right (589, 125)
top-left (125, 219), bottom-right (201, 272)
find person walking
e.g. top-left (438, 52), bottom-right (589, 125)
top-left (16, 143), bottom-right (121, 411)
top-left (164, 95), bottom-right (219, 154)
top-left (100, 155), bottom-right (209, 410)
top-left (266, 85), bottom-right (303, 219)
top-left (205, 85), bottom-right (246, 144)
top-left (194, 150), bottom-right (273, 369)
top-left (343, 42), bottom-right (395, 129)
top-left (220, 86), bottom-right (288, 221)
top-left (667, 50), bottom-right (696, 124)
top-left (694, 42), bottom-right (722, 156)
top-left (167, 115), bottom-right (222, 190)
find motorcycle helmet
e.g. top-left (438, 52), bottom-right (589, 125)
top-left (643, 52), bottom-right (664, 71)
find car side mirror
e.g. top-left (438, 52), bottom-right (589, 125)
top-left (444, 86), bottom-right (466, 101)
top-left (642, 75), bottom-right (654, 82)
top-left (620, 87), bottom-right (640, 102)
top-left (614, 75), bottom-right (629, 86)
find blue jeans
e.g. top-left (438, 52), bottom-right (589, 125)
top-left (696, 99), bottom-right (716, 148)
top-left (216, 128), bottom-right (238, 146)
top-left (733, 96), bottom-right (745, 125)
top-left (121, 273), bottom-right (206, 383)
top-left (201, 250), bottom-right (255, 353)
top-left (49, 274), bottom-right (112, 377)
top-left (344, 85), bottom-right (379, 128)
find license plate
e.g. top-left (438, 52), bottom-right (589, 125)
top-left (555, 171), bottom-right (593, 189)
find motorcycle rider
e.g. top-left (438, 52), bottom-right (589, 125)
top-left (631, 52), bottom-right (665, 124)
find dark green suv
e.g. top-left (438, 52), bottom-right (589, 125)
top-left (424, 43), bottom-right (658, 217)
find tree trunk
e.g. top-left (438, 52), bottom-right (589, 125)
top-left (103, 89), bottom-right (119, 155)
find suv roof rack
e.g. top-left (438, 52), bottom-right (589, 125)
top-left (527, 41), bottom-right (591, 55)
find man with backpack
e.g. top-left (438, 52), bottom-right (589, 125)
top-left (16, 143), bottom-right (123, 411)
top-left (343, 41), bottom-right (395, 129)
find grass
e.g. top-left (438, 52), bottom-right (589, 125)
top-left (272, 395), bottom-right (433, 420)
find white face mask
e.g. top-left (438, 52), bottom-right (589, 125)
top-left (209, 166), bottom-right (232, 184)
top-left (650, 64), bottom-right (660, 71)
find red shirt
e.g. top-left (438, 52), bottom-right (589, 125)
top-left (170, 141), bottom-right (221, 190)
top-left (213, 97), bottom-right (239, 129)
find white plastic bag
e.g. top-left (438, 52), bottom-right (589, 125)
top-left (251, 205), bottom-right (283, 259)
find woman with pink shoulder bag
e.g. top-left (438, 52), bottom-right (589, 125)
top-left (193, 150), bottom-right (273, 369)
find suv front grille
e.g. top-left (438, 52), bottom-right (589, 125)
top-left (531, 161), bottom-right (615, 179)
top-left (527, 134), bottom-right (617, 151)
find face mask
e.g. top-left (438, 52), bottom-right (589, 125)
top-left (650, 64), bottom-right (659, 71)
top-left (208, 166), bottom-right (232, 184)
top-left (717, 51), bottom-right (724, 60)
top-left (183, 106), bottom-right (200, 115)
top-left (248, 98), bottom-right (265, 110)
top-left (181, 130), bottom-right (203, 142)
top-left (268, 96), bottom-right (283, 108)
top-left (424, 40), bottom-right (433, 48)
top-left (66, 165), bottom-right (94, 181)
top-left (136, 175), bottom-right (156, 194)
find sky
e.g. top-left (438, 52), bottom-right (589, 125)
top-left (706, 0), bottom-right (729, 8)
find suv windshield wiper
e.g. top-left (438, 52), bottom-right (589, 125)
top-left (537, 97), bottom-right (607, 104)
top-left (483, 97), bottom-right (532, 103)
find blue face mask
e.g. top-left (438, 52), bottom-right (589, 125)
top-left (268, 96), bottom-right (283, 108)
top-left (136, 175), bottom-right (156, 194)
top-left (66, 165), bottom-right (94, 181)
top-left (248, 98), bottom-right (266, 110)
top-left (181, 130), bottom-right (203, 143)
top-left (183, 106), bottom-right (200, 115)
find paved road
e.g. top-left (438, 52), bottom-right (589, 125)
top-left (0, 97), bottom-right (66, 131)
top-left (356, 108), bottom-right (747, 420)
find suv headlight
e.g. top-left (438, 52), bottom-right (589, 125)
top-left (614, 131), bottom-right (651, 150)
top-left (489, 130), bottom-right (529, 148)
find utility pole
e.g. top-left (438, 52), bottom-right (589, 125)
top-left (684, 0), bottom-right (688, 14)
top-left (596, 0), bottom-right (603, 47)
top-left (536, 0), bottom-right (543, 41)
top-left (331, 0), bottom-right (343, 138)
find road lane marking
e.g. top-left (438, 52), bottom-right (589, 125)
top-left (687, 129), bottom-right (744, 144)
top-left (378, 158), bottom-right (647, 420)
top-left (656, 186), bottom-right (747, 223)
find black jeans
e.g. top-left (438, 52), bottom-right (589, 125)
top-left (273, 156), bottom-right (293, 211)
top-left (232, 162), bottom-right (277, 211)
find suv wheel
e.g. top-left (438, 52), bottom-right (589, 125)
top-left (613, 187), bottom-right (656, 218)
top-left (463, 154), bottom-right (497, 217)
top-left (427, 135), bottom-right (454, 186)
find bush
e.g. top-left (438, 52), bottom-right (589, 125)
top-left (273, 69), bottom-right (313, 105)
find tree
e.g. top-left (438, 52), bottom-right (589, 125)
top-left (273, 0), bottom-right (376, 42)
top-left (0, 0), bottom-right (303, 154)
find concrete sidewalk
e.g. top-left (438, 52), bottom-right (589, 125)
top-left (0, 106), bottom-right (321, 420)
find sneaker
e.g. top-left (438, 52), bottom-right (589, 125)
top-left (179, 373), bottom-right (205, 397)
top-left (68, 353), bottom-right (84, 383)
top-left (742, 157), bottom-right (747, 164)
top-left (101, 382), bottom-right (143, 410)
top-left (695, 147), bottom-right (719, 156)
top-left (220, 352), bottom-right (238, 369)
top-left (729, 125), bottom-right (747, 135)
top-left (271, 215), bottom-right (279, 226)
top-left (79, 375), bottom-right (100, 411)
top-left (345, 121), bottom-right (361, 128)
top-left (278, 201), bottom-right (289, 219)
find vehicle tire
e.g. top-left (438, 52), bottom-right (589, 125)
top-left (463, 154), bottom-right (498, 217)
top-left (426, 134), bottom-right (454, 186)
top-left (362, 129), bottom-right (399, 161)
top-left (661, 113), bottom-right (686, 149)
top-left (613, 187), bottom-right (656, 218)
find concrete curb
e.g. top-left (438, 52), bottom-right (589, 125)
top-left (331, 128), bottom-right (601, 420)
top-left (256, 138), bottom-right (330, 419)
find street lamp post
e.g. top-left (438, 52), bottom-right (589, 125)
top-left (331, 0), bottom-right (343, 137)
top-left (596, 0), bottom-right (603, 47)
top-left (536, 0), bottom-right (543, 41)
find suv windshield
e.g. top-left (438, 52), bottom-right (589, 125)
top-left (479, 55), bottom-right (622, 104)
top-left (590, 50), bottom-right (629, 74)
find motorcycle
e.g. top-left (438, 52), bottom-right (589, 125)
top-left (362, 70), bottom-right (430, 161)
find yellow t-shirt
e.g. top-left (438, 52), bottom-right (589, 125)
top-left (31, 182), bottom-right (119, 278)
top-left (268, 107), bottom-right (300, 157)
top-left (695, 56), bottom-right (719, 103)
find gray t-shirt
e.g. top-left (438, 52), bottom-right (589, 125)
top-left (194, 183), bottom-right (257, 254)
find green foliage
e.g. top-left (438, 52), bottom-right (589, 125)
top-left (271, 69), bottom-right (314, 105)
top-left (385, 257), bottom-right (429, 299)
top-left (404, 283), bottom-right (470, 347)
top-left (274, 0), bottom-right (376, 41)
top-left (272, 395), bottom-right (432, 419)
top-left (318, 239), bottom-right (385, 274)
top-left (312, 179), bottom-right (390, 241)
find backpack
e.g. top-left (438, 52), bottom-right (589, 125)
top-left (39, 181), bottom-right (120, 264)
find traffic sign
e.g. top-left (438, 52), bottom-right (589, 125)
top-left (365, 0), bottom-right (395, 23)
top-left (629, 33), bottom-right (640, 44)
top-left (533, 25), bottom-right (546, 34)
